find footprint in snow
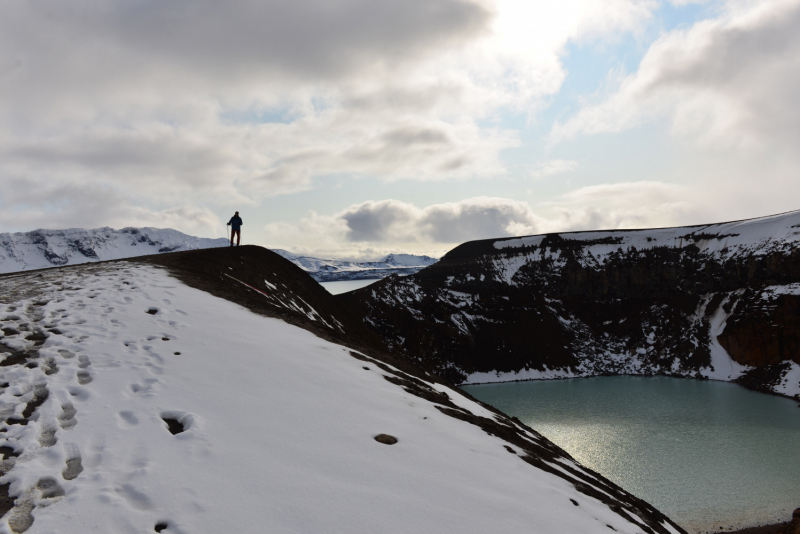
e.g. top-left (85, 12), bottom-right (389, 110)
top-left (76, 371), bottom-right (92, 385)
top-left (117, 411), bottom-right (139, 428)
top-left (42, 356), bottom-right (58, 375)
top-left (38, 426), bottom-right (57, 447)
top-left (7, 496), bottom-right (35, 533)
top-left (59, 402), bottom-right (77, 429)
top-left (77, 355), bottom-right (91, 369)
top-left (67, 386), bottom-right (90, 401)
top-left (37, 477), bottom-right (64, 498)
top-left (62, 443), bottom-right (83, 480)
top-left (116, 484), bottom-right (153, 511)
top-left (144, 362), bottom-right (164, 375)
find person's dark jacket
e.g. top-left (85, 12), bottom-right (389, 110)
top-left (228, 216), bottom-right (243, 230)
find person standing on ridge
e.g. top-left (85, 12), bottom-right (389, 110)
top-left (227, 211), bottom-right (243, 247)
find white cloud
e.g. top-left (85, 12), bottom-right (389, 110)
top-left (0, 179), bottom-right (221, 236)
top-left (262, 183), bottom-right (701, 257)
top-left (1, 0), bottom-right (665, 233)
top-left (532, 159), bottom-right (579, 178)
top-left (550, 0), bottom-right (800, 150)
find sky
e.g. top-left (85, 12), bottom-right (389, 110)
top-left (2, 0), bottom-right (800, 259)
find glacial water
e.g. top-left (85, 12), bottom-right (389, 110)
top-left (318, 279), bottom-right (379, 295)
top-left (461, 377), bottom-right (800, 533)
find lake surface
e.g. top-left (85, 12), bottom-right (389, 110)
top-left (318, 279), bottom-right (379, 295)
top-left (461, 377), bottom-right (800, 533)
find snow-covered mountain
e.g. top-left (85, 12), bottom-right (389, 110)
top-left (0, 227), bottom-right (228, 274)
top-left (272, 249), bottom-right (438, 282)
top-left (0, 246), bottom-right (684, 534)
top-left (339, 210), bottom-right (800, 399)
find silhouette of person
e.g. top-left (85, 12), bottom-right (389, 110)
top-left (227, 211), bottom-right (243, 247)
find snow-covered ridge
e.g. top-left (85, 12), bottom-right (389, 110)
top-left (0, 227), bottom-right (228, 274)
top-left (493, 208), bottom-right (800, 260)
top-left (272, 249), bottom-right (438, 282)
top-left (0, 261), bottom-right (684, 534)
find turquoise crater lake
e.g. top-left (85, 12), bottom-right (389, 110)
top-left (461, 377), bottom-right (800, 533)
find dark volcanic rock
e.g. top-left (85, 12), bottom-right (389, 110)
top-left (718, 293), bottom-right (800, 367)
top-left (339, 211), bottom-right (800, 395)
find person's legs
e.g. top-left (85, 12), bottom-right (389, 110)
top-left (234, 229), bottom-right (241, 246)
top-left (230, 230), bottom-right (235, 247)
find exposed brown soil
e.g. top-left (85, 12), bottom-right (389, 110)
top-left (724, 507), bottom-right (799, 534)
top-left (0, 483), bottom-right (13, 520)
top-left (726, 522), bottom-right (790, 534)
top-left (0, 342), bottom-right (28, 368)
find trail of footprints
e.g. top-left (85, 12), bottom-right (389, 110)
top-left (0, 266), bottom-right (189, 532)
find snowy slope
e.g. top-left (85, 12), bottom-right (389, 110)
top-left (0, 260), bottom-right (683, 534)
top-left (382, 253), bottom-right (438, 267)
top-left (492, 209), bottom-right (800, 263)
top-left (0, 228), bottom-right (228, 274)
top-left (272, 249), bottom-right (437, 282)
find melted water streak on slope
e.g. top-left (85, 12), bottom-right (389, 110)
top-left (347, 348), bottom-right (686, 534)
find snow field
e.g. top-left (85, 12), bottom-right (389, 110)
top-left (492, 209), bottom-right (800, 259)
top-left (0, 264), bottom-right (666, 534)
top-left (0, 228), bottom-right (228, 274)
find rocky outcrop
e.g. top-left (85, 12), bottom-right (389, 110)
top-left (717, 293), bottom-right (800, 367)
top-left (787, 508), bottom-right (800, 534)
top-left (338, 211), bottom-right (800, 398)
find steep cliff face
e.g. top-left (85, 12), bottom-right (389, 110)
top-left (338, 211), bottom-right (800, 398)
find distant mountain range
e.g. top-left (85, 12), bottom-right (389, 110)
top-left (0, 227), bottom-right (438, 280)
top-left (0, 227), bottom-right (229, 274)
top-left (271, 250), bottom-right (438, 281)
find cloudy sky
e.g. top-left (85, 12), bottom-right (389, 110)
top-left (3, 0), bottom-right (799, 258)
